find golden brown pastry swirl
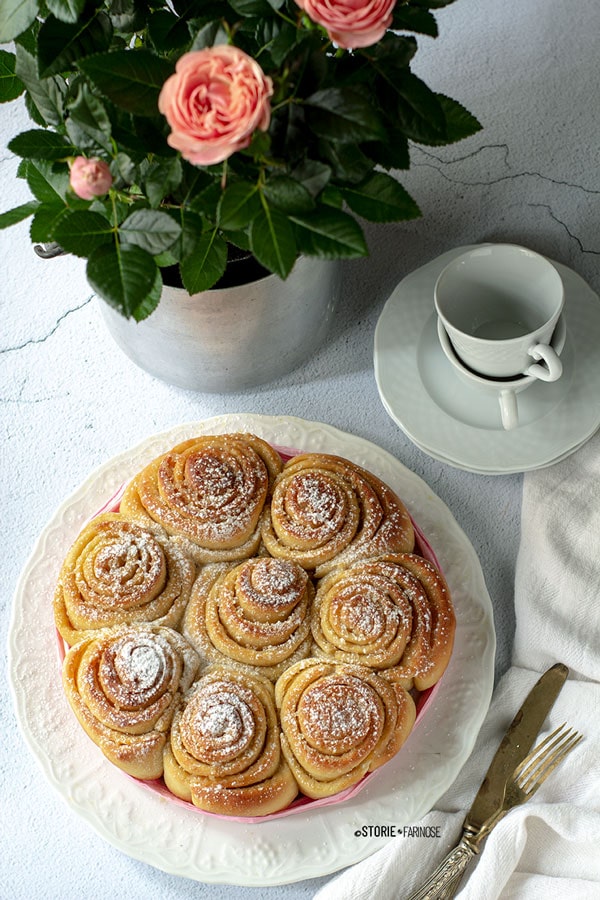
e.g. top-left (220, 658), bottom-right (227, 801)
top-left (164, 666), bottom-right (298, 816)
top-left (183, 557), bottom-right (314, 681)
top-left (54, 512), bottom-right (195, 645)
top-left (275, 658), bottom-right (416, 798)
top-left (62, 625), bottom-right (200, 779)
top-left (120, 433), bottom-right (283, 564)
top-left (312, 553), bottom-right (455, 690)
top-left (261, 453), bottom-right (414, 576)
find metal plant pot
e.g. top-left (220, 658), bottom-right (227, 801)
top-left (99, 255), bottom-right (341, 392)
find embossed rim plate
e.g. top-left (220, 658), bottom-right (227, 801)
top-left (8, 414), bottom-right (495, 886)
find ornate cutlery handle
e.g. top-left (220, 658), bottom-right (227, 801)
top-left (406, 832), bottom-right (480, 900)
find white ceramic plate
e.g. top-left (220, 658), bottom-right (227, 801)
top-left (8, 414), bottom-right (495, 886)
top-left (374, 246), bottom-right (600, 474)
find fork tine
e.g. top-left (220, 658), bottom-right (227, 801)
top-left (515, 723), bottom-right (583, 794)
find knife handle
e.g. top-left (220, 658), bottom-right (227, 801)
top-left (406, 833), bottom-right (479, 900)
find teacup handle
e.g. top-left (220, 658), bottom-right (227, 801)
top-left (499, 389), bottom-right (519, 430)
top-left (525, 343), bottom-right (563, 382)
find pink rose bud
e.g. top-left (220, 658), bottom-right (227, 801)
top-left (158, 46), bottom-right (273, 167)
top-left (295, 0), bottom-right (396, 49)
top-left (69, 157), bottom-right (113, 200)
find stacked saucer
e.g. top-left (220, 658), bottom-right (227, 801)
top-left (374, 245), bottom-right (600, 474)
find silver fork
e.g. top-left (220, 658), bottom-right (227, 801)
top-left (407, 723), bottom-right (583, 900)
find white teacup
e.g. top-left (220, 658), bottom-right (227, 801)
top-left (434, 244), bottom-right (564, 380)
top-left (437, 314), bottom-right (567, 430)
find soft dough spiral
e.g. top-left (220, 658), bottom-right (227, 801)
top-left (275, 658), bottom-right (416, 798)
top-left (183, 557), bottom-right (314, 681)
top-left (62, 625), bottom-right (200, 779)
top-left (120, 433), bottom-right (283, 564)
top-left (164, 666), bottom-right (299, 816)
top-left (54, 513), bottom-right (195, 646)
top-left (261, 453), bottom-right (414, 576)
top-left (312, 553), bottom-right (455, 690)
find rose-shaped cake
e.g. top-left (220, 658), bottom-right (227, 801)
top-left (261, 452), bottom-right (415, 576)
top-left (183, 556), bottom-right (314, 680)
top-left (275, 658), bottom-right (416, 798)
top-left (54, 512), bottom-right (195, 645)
top-left (164, 666), bottom-right (298, 816)
top-left (120, 432), bottom-right (283, 565)
top-left (158, 46), bottom-right (273, 166)
top-left (62, 624), bottom-right (200, 779)
top-left (55, 431), bottom-right (456, 819)
top-left (294, 0), bottom-right (396, 49)
top-left (311, 553), bottom-right (456, 690)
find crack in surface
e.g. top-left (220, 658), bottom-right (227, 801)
top-left (413, 143), bottom-right (600, 196)
top-left (529, 203), bottom-right (600, 256)
top-left (0, 294), bottom-right (95, 354)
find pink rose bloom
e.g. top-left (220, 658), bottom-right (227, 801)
top-left (295, 0), bottom-right (396, 49)
top-left (158, 46), bottom-right (273, 166)
top-left (69, 156), bottom-right (113, 200)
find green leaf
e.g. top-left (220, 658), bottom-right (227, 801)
top-left (180, 229), bottom-right (228, 293)
top-left (249, 204), bottom-right (296, 279)
top-left (392, 6), bottom-right (438, 36)
top-left (228, 0), bottom-right (273, 15)
top-left (318, 140), bottom-right (373, 184)
top-left (189, 20), bottom-right (230, 51)
top-left (30, 204), bottom-right (68, 242)
top-left (0, 200), bottom-right (40, 229)
top-left (119, 208), bottom-right (182, 255)
top-left (65, 83), bottom-right (113, 153)
top-left (364, 130), bottom-right (410, 170)
top-left (78, 49), bottom-right (175, 117)
top-left (291, 159), bottom-right (331, 198)
top-left (0, 50), bottom-right (25, 102)
top-left (9, 129), bottom-right (75, 161)
top-left (52, 209), bottom-right (113, 256)
top-left (0, 0), bottom-right (39, 43)
top-left (15, 44), bottom-right (65, 127)
top-left (217, 182), bottom-right (261, 230)
top-left (46, 0), bottom-right (87, 25)
top-left (290, 207), bottom-right (368, 258)
top-left (262, 176), bottom-right (315, 215)
top-left (132, 266), bottom-right (163, 322)
top-left (142, 156), bottom-right (183, 207)
top-left (340, 172), bottom-right (421, 223)
top-left (409, 0), bottom-right (457, 8)
top-left (87, 242), bottom-right (159, 318)
top-left (148, 10), bottom-right (191, 52)
top-left (26, 158), bottom-right (70, 204)
top-left (305, 88), bottom-right (386, 143)
top-left (37, 12), bottom-right (113, 78)
top-left (395, 71), bottom-right (446, 143)
top-left (433, 94), bottom-right (483, 144)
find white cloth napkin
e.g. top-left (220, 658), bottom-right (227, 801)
top-left (314, 429), bottom-right (600, 900)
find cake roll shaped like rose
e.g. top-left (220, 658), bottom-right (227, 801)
top-left (54, 512), bottom-right (195, 646)
top-left (261, 453), bottom-right (414, 577)
top-left (183, 556), bottom-right (314, 681)
top-left (312, 553), bottom-right (455, 691)
top-left (275, 658), bottom-right (416, 799)
top-left (120, 433), bottom-right (283, 565)
top-left (164, 666), bottom-right (299, 816)
top-left (62, 625), bottom-right (200, 780)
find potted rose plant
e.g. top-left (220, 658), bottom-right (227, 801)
top-left (0, 0), bottom-right (480, 316)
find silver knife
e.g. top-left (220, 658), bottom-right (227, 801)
top-left (407, 662), bottom-right (569, 899)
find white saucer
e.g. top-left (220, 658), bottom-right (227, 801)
top-left (374, 245), bottom-right (600, 474)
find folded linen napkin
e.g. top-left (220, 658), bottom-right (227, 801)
top-left (314, 429), bottom-right (600, 900)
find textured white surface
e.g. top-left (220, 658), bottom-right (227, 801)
top-left (2, 0), bottom-right (599, 897)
